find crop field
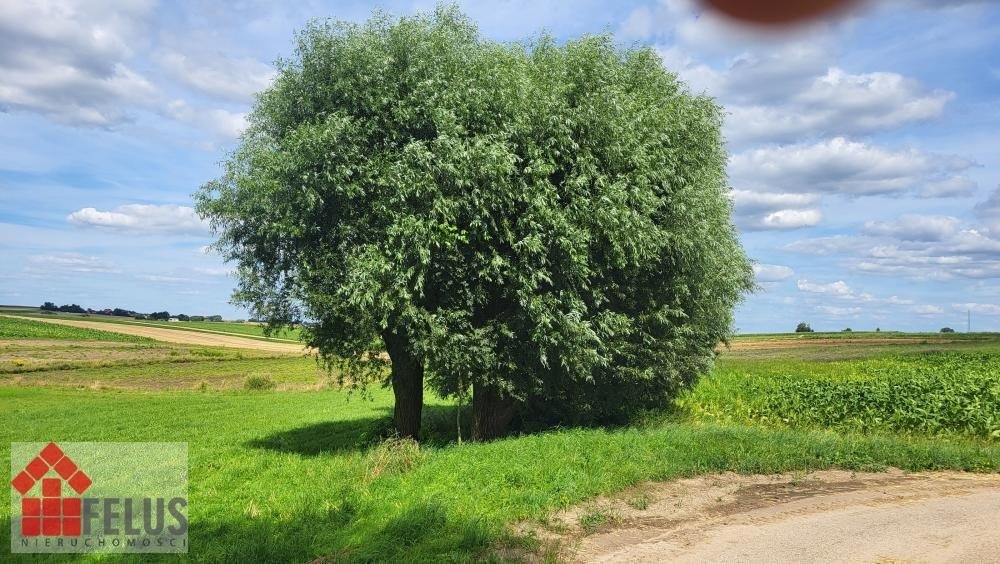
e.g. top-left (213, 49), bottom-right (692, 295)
top-left (0, 315), bottom-right (997, 562)
top-left (688, 344), bottom-right (1000, 438)
top-left (0, 315), bottom-right (153, 343)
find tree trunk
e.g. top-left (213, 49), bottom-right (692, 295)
top-left (383, 329), bottom-right (424, 439)
top-left (472, 382), bottom-right (516, 441)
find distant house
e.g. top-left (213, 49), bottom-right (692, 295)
top-left (168, 317), bottom-right (181, 322)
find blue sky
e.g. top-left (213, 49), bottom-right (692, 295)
top-left (1, 0), bottom-right (998, 332)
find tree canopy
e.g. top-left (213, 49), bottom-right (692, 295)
top-left (196, 6), bottom-right (753, 440)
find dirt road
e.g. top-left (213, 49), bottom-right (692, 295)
top-left (4, 315), bottom-right (307, 354)
top-left (551, 469), bottom-right (1000, 563)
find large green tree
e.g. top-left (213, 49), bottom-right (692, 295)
top-left (196, 6), bottom-right (753, 440)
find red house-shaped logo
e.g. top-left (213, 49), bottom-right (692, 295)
top-left (10, 442), bottom-right (92, 537)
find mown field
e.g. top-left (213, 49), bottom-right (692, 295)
top-left (0, 316), bottom-right (997, 562)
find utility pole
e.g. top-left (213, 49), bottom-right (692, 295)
top-left (968, 309), bottom-right (971, 333)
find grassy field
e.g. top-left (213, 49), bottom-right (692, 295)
top-left (0, 317), bottom-right (997, 562)
top-left (0, 306), bottom-right (304, 342)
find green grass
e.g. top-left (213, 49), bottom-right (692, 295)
top-left (1, 331), bottom-right (998, 561)
top-left (0, 386), bottom-right (997, 562)
top-left (0, 316), bottom-right (152, 343)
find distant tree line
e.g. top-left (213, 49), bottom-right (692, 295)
top-left (790, 323), bottom-right (961, 334)
top-left (40, 302), bottom-right (85, 313)
top-left (40, 302), bottom-right (224, 322)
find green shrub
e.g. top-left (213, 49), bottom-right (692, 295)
top-left (364, 437), bottom-right (423, 481)
top-left (578, 505), bottom-right (620, 535)
top-left (627, 494), bottom-right (650, 510)
top-left (244, 375), bottom-right (277, 390)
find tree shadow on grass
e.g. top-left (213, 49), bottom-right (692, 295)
top-left (1, 502), bottom-right (497, 563)
top-left (245, 413), bottom-right (389, 455)
top-left (188, 499), bottom-right (496, 563)
top-left (245, 400), bottom-right (647, 458)
top-left (245, 404), bottom-right (474, 456)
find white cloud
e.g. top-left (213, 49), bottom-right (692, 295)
top-left (0, 62), bottom-right (158, 127)
top-left (753, 263), bottom-right (794, 282)
top-left (760, 209), bottom-right (823, 230)
top-left (192, 267), bottom-right (232, 276)
top-left (0, 1), bottom-right (252, 140)
top-left (618, 4), bottom-right (661, 41)
top-left (854, 250), bottom-right (999, 280)
top-left (799, 69), bottom-right (949, 121)
top-left (788, 214), bottom-right (1000, 281)
top-left (816, 305), bottom-right (862, 316)
top-left (729, 138), bottom-right (974, 196)
top-left (165, 100), bottom-right (247, 139)
top-left (727, 69), bottom-right (951, 145)
top-left (796, 279), bottom-right (881, 304)
top-left (624, 3), bottom-right (952, 147)
top-left (620, 0), bottom-right (960, 150)
top-left (895, 0), bottom-right (996, 8)
top-left (954, 303), bottom-right (1000, 315)
top-left (784, 235), bottom-right (865, 255)
top-left (0, 0), bottom-right (158, 126)
top-left (138, 274), bottom-right (199, 284)
top-left (26, 253), bottom-right (119, 273)
top-left (67, 204), bottom-right (208, 235)
top-left (655, 46), bottom-right (722, 94)
top-left (975, 187), bottom-right (1000, 216)
top-left (139, 267), bottom-right (231, 284)
top-left (630, 0), bottom-right (841, 77)
top-left (730, 190), bottom-right (822, 230)
top-left (156, 50), bottom-right (275, 103)
top-left (730, 190), bottom-right (820, 212)
top-left (920, 176), bottom-right (978, 198)
top-left (721, 46), bottom-right (829, 104)
top-left (862, 215), bottom-right (960, 242)
top-left (797, 279), bottom-right (853, 296)
top-left (797, 279), bottom-right (938, 314)
top-left (975, 186), bottom-right (1000, 236)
